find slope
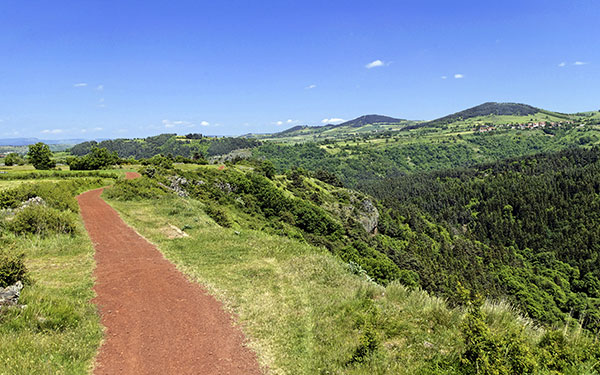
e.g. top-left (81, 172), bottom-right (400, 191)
top-left (99, 162), bottom-right (600, 374)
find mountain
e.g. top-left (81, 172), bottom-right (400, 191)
top-left (335, 114), bottom-right (405, 128)
top-left (411, 102), bottom-right (572, 129)
top-left (253, 114), bottom-right (417, 141)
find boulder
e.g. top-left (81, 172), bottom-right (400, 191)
top-left (0, 281), bottom-right (23, 307)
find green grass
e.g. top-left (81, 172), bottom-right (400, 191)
top-left (0, 231), bottom-right (102, 374)
top-left (104, 194), bottom-right (577, 374)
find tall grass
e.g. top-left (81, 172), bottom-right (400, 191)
top-left (0, 232), bottom-right (102, 374)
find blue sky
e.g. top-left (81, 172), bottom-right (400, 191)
top-left (1, 0), bottom-right (598, 138)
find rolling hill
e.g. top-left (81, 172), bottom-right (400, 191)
top-left (409, 102), bottom-right (574, 129)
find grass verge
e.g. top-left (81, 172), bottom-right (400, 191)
top-left (0, 231), bottom-right (102, 374)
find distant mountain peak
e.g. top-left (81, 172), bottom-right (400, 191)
top-left (336, 114), bottom-right (405, 128)
top-left (418, 102), bottom-right (542, 128)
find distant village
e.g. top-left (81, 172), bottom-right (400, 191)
top-left (474, 120), bottom-right (576, 133)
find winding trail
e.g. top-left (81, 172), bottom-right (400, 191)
top-left (78, 172), bottom-right (261, 375)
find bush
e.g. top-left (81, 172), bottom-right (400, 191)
top-left (7, 205), bottom-right (77, 236)
top-left (0, 181), bottom-right (84, 212)
top-left (67, 147), bottom-right (120, 170)
top-left (3, 153), bottom-right (24, 166)
top-left (103, 177), bottom-right (167, 201)
top-left (0, 248), bottom-right (30, 287)
top-left (204, 203), bottom-right (232, 227)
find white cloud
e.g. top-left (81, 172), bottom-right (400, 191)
top-left (305, 84), bottom-right (317, 89)
top-left (441, 76), bottom-right (448, 80)
top-left (41, 129), bottom-right (63, 134)
top-left (96, 84), bottom-right (104, 91)
top-left (365, 60), bottom-right (385, 69)
top-left (574, 61), bottom-right (588, 66)
top-left (558, 62), bottom-right (566, 67)
top-left (162, 119), bottom-right (194, 128)
top-left (92, 127), bottom-right (103, 131)
top-left (73, 83), bottom-right (87, 87)
top-left (200, 121), bottom-right (209, 126)
top-left (274, 119), bottom-right (298, 126)
top-left (454, 74), bottom-right (464, 79)
top-left (322, 118), bottom-right (345, 124)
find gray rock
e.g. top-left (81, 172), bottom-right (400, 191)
top-left (358, 199), bottom-right (379, 234)
top-left (0, 281), bottom-right (23, 307)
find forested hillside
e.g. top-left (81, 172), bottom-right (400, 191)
top-left (363, 147), bottom-right (600, 331)
top-left (69, 133), bottom-right (260, 159)
top-left (254, 124), bottom-right (600, 188)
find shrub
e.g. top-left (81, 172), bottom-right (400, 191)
top-left (103, 177), bottom-right (167, 201)
top-left (7, 205), bottom-right (77, 236)
top-left (204, 203), bottom-right (232, 227)
top-left (67, 147), bottom-right (120, 170)
top-left (3, 153), bottom-right (24, 166)
top-left (350, 323), bottom-right (379, 364)
top-left (0, 248), bottom-right (30, 287)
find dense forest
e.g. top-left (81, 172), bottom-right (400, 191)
top-left (363, 147), bottom-right (600, 331)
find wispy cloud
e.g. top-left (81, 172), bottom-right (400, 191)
top-left (322, 118), bottom-right (345, 124)
top-left (441, 76), bottom-right (448, 80)
top-left (73, 83), bottom-right (87, 87)
top-left (305, 84), bottom-right (317, 90)
top-left (274, 119), bottom-right (298, 126)
top-left (558, 62), bottom-right (566, 67)
top-left (365, 60), bottom-right (385, 69)
top-left (96, 84), bottom-right (104, 91)
top-left (574, 61), bottom-right (589, 66)
top-left (41, 129), bottom-right (64, 134)
top-left (97, 98), bottom-right (106, 108)
top-left (454, 73), bottom-right (464, 79)
top-left (200, 121), bottom-right (210, 126)
top-left (162, 119), bottom-right (195, 128)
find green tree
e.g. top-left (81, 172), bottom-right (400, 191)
top-left (28, 142), bottom-right (56, 170)
top-left (3, 153), bottom-right (23, 166)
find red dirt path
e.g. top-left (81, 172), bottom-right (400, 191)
top-left (78, 172), bottom-right (261, 374)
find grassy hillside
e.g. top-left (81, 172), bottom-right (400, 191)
top-left (254, 123), bottom-right (600, 188)
top-left (249, 116), bottom-right (420, 144)
top-left (0, 173), bottom-right (113, 374)
top-left (102, 164), bottom-right (600, 374)
top-left (412, 102), bottom-right (570, 129)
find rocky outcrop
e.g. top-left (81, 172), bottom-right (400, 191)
top-left (0, 281), bottom-right (23, 308)
top-left (358, 199), bottom-right (379, 234)
top-left (159, 176), bottom-right (190, 197)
